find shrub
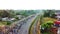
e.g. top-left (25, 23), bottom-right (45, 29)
top-left (15, 16), bottom-right (19, 20)
top-left (41, 21), bottom-right (54, 34)
top-left (6, 21), bottom-right (11, 25)
top-left (41, 21), bottom-right (54, 29)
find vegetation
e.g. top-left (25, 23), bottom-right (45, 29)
top-left (40, 15), bottom-right (44, 24)
top-left (29, 15), bottom-right (39, 34)
top-left (0, 10), bottom-right (38, 18)
top-left (0, 10), bottom-right (16, 18)
top-left (43, 17), bottom-right (57, 23)
top-left (41, 21), bottom-right (54, 34)
top-left (0, 21), bottom-right (12, 26)
top-left (43, 10), bottom-right (56, 18)
top-left (15, 10), bottom-right (38, 17)
top-left (42, 32), bottom-right (51, 34)
top-left (0, 10), bottom-right (39, 26)
top-left (40, 10), bottom-right (57, 34)
top-left (41, 21), bottom-right (54, 29)
top-left (6, 21), bottom-right (11, 25)
top-left (0, 21), bottom-right (7, 25)
top-left (0, 10), bottom-right (16, 25)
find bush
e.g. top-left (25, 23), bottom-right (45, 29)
top-left (41, 21), bottom-right (53, 29)
top-left (50, 14), bottom-right (56, 18)
top-left (42, 32), bottom-right (51, 34)
top-left (0, 18), bottom-right (2, 21)
top-left (6, 21), bottom-right (11, 25)
top-left (41, 21), bottom-right (54, 34)
top-left (15, 16), bottom-right (19, 20)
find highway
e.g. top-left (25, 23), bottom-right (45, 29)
top-left (31, 18), bottom-right (38, 34)
top-left (30, 15), bottom-right (40, 34)
top-left (17, 15), bottom-right (37, 34)
top-left (8, 14), bottom-right (38, 34)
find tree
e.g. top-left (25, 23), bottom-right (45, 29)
top-left (43, 10), bottom-right (55, 18)
top-left (8, 10), bottom-right (16, 18)
top-left (0, 10), bottom-right (9, 17)
top-left (0, 10), bottom-right (16, 18)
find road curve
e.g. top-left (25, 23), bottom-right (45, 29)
top-left (7, 14), bottom-right (38, 34)
top-left (17, 15), bottom-right (38, 34)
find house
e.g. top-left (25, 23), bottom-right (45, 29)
top-left (16, 15), bottom-right (25, 19)
top-left (55, 10), bottom-right (60, 19)
top-left (2, 17), bottom-right (8, 21)
top-left (2, 17), bottom-right (15, 21)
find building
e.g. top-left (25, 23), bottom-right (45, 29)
top-left (16, 15), bottom-right (25, 19)
top-left (55, 10), bottom-right (60, 19)
top-left (2, 17), bottom-right (15, 21)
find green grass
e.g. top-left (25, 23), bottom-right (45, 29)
top-left (28, 15), bottom-right (40, 34)
top-left (0, 21), bottom-right (7, 25)
top-left (0, 21), bottom-right (12, 26)
top-left (42, 32), bottom-right (51, 34)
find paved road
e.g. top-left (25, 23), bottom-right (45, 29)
top-left (31, 16), bottom-right (39, 34)
top-left (31, 15), bottom-right (40, 34)
top-left (32, 19), bottom-right (38, 34)
top-left (17, 15), bottom-right (37, 34)
top-left (8, 14), bottom-right (38, 34)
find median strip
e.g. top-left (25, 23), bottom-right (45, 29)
top-left (28, 15), bottom-right (39, 34)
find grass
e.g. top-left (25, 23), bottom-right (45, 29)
top-left (41, 17), bottom-right (57, 34)
top-left (29, 15), bottom-right (40, 34)
top-left (42, 32), bottom-right (51, 34)
top-left (0, 21), bottom-right (12, 26)
top-left (42, 17), bottom-right (57, 23)
top-left (0, 21), bottom-right (7, 25)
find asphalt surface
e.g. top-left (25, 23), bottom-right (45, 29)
top-left (17, 15), bottom-right (37, 34)
top-left (32, 17), bottom-right (38, 34)
top-left (8, 14), bottom-right (38, 34)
